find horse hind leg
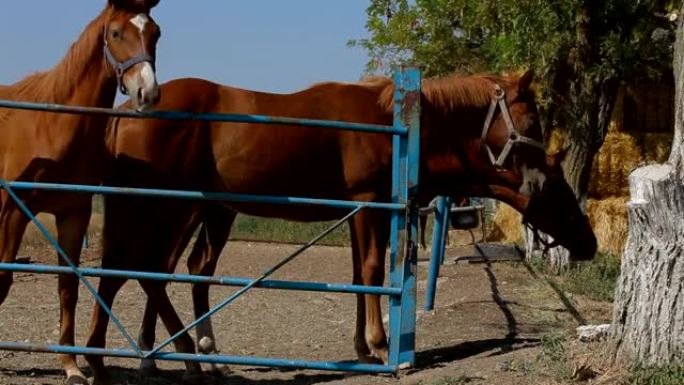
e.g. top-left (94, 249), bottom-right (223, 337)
top-left (349, 219), bottom-right (373, 363)
top-left (188, 207), bottom-right (234, 375)
top-left (137, 297), bottom-right (161, 376)
top-left (350, 210), bottom-right (390, 365)
top-left (55, 207), bottom-right (92, 385)
top-left (138, 281), bottom-right (204, 384)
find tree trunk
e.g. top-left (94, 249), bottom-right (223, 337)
top-left (609, 5), bottom-right (684, 365)
top-left (610, 165), bottom-right (684, 364)
top-left (524, 3), bottom-right (618, 270)
top-left (525, 73), bottom-right (616, 271)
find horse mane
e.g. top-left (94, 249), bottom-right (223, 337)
top-left (0, 6), bottom-right (111, 104)
top-left (307, 76), bottom-right (392, 92)
top-left (377, 73), bottom-right (508, 113)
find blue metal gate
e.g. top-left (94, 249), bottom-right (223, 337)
top-left (0, 67), bottom-right (421, 374)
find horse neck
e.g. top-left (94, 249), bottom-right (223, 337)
top-left (8, 6), bottom-right (117, 108)
top-left (418, 101), bottom-right (493, 198)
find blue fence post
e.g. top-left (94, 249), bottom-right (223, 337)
top-left (388, 66), bottom-right (421, 369)
top-left (438, 197), bottom-right (452, 265)
top-left (424, 196), bottom-right (449, 311)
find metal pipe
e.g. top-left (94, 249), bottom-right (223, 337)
top-left (147, 206), bottom-right (365, 358)
top-left (0, 99), bottom-right (404, 135)
top-left (0, 263), bottom-right (401, 296)
top-left (0, 342), bottom-right (397, 374)
top-left (0, 180), bottom-right (143, 357)
top-left (6, 182), bottom-right (405, 211)
top-left (424, 196), bottom-right (449, 311)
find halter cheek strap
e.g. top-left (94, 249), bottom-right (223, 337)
top-left (103, 29), bottom-right (154, 96)
top-left (480, 85), bottom-right (546, 169)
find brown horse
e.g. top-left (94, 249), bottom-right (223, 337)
top-left (94, 70), bottom-right (596, 376)
top-left (0, 1), bottom-right (161, 384)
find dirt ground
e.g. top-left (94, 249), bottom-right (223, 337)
top-left (0, 233), bottom-right (613, 385)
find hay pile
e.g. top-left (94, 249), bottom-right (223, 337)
top-left (589, 131), bottom-right (671, 198)
top-left (641, 133), bottom-right (672, 164)
top-left (589, 132), bottom-right (643, 197)
top-left (586, 131), bottom-right (670, 255)
top-left (586, 197), bottom-right (629, 257)
top-left (488, 203), bottom-right (523, 244)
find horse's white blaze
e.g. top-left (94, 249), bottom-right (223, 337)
top-left (139, 62), bottom-right (156, 89)
top-left (129, 14), bottom-right (149, 34)
top-left (519, 165), bottom-right (547, 197)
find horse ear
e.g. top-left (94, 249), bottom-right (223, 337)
top-left (109, 0), bottom-right (160, 10)
top-left (518, 69), bottom-right (534, 92)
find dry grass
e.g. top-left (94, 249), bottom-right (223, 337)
top-left (20, 213), bottom-right (103, 250)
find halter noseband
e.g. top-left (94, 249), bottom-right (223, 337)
top-left (480, 84), bottom-right (545, 169)
top-left (103, 28), bottom-right (154, 96)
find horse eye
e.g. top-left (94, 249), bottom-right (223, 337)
top-left (111, 30), bottom-right (122, 40)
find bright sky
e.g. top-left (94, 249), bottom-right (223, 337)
top-left (0, 1), bottom-right (370, 95)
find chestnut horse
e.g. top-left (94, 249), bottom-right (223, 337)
top-left (0, 1), bottom-right (161, 384)
top-left (94, 70), bottom-right (596, 377)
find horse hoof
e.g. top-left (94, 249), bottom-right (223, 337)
top-left (138, 364), bottom-right (161, 377)
top-left (182, 373), bottom-right (216, 385)
top-left (209, 364), bottom-right (231, 377)
top-left (65, 375), bottom-right (89, 385)
top-left (91, 376), bottom-right (120, 385)
top-left (357, 354), bottom-right (383, 365)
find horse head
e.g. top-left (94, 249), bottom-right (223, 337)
top-left (104, 0), bottom-right (162, 110)
top-left (481, 70), bottom-right (597, 261)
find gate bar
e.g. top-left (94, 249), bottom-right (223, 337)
top-left (7, 182), bottom-right (405, 211)
top-left (0, 263), bottom-right (401, 296)
top-left (0, 342), bottom-right (397, 374)
top-left (0, 179), bottom-right (143, 357)
top-left (0, 99), bottom-right (404, 135)
top-left (146, 205), bottom-right (365, 358)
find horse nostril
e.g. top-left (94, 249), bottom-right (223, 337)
top-left (137, 88), bottom-right (144, 103)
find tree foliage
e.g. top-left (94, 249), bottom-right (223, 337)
top-left (351, 0), bottom-right (674, 83)
top-left (351, 0), bottom-right (678, 266)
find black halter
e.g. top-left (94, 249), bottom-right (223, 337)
top-left (103, 29), bottom-right (154, 95)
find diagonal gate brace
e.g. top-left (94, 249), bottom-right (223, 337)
top-left (0, 179), bottom-right (143, 357)
top-left (145, 204), bottom-right (366, 358)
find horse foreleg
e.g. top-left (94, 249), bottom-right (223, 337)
top-left (55, 206), bottom-right (91, 385)
top-left (84, 276), bottom-right (127, 385)
top-left (0, 205), bottom-right (29, 305)
top-left (188, 208), bottom-right (234, 375)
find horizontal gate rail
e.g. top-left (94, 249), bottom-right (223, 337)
top-left (7, 182), bottom-right (405, 211)
top-left (0, 67), bottom-right (422, 374)
top-left (0, 263), bottom-right (401, 296)
top-left (0, 99), bottom-right (404, 135)
top-left (0, 343), bottom-right (397, 374)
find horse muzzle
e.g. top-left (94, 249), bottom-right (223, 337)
top-left (122, 62), bottom-right (160, 111)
